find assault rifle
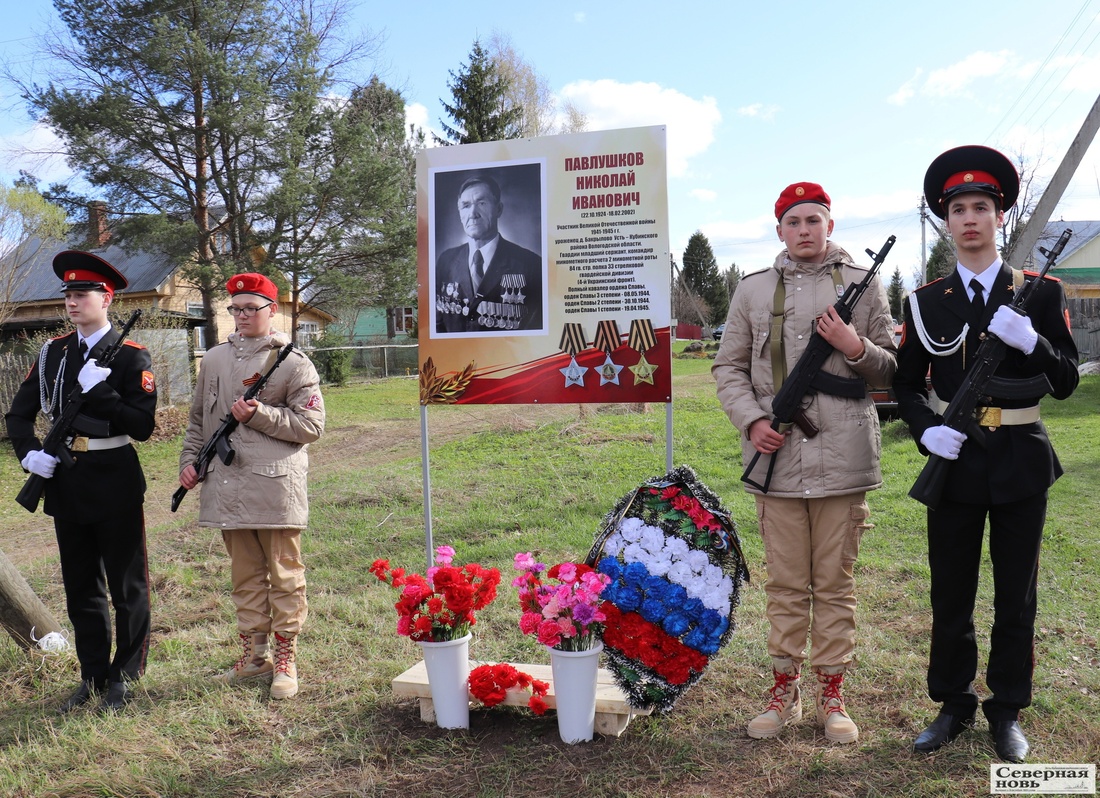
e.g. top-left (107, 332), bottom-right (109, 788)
top-left (171, 342), bottom-right (295, 512)
top-left (741, 235), bottom-right (895, 493)
top-left (16, 309), bottom-right (143, 513)
top-left (908, 228), bottom-right (1072, 510)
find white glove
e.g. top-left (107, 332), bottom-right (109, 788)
top-left (920, 425), bottom-right (967, 460)
top-left (21, 449), bottom-right (60, 479)
top-left (988, 305), bottom-right (1038, 355)
top-left (78, 360), bottom-right (112, 392)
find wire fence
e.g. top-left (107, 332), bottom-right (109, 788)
top-left (307, 343), bottom-right (420, 380)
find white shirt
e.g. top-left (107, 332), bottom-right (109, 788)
top-left (956, 257), bottom-right (1002, 303)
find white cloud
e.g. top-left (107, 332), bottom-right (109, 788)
top-left (921, 50), bottom-right (1012, 98)
top-left (558, 79), bottom-right (721, 178)
top-left (887, 68), bottom-right (923, 107)
top-left (690, 188), bottom-right (717, 202)
top-left (737, 103), bottom-right (779, 121)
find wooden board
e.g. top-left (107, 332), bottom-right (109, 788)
top-left (391, 659), bottom-right (652, 737)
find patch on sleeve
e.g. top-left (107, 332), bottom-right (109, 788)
top-left (142, 371), bottom-right (156, 393)
top-left (305, 393), bottom-right (322, 410)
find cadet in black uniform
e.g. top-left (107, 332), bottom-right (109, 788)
top-left (5, 251), bottom-right (157, 713)
top-left (895, 146), bottom-right (1079, 762)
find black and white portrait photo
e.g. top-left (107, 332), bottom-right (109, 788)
top-left (431, 161), bottom-right (546, 336)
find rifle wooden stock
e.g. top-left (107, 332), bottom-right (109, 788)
top-left (16, 310), bottom-right (143, 513)
top-left (171, 342), bottom-right (295, 512)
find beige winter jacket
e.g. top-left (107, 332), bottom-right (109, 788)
top-left (180, 330), bottom-right (325, 529)
top-left (712, 242), bottom-right (896, 498)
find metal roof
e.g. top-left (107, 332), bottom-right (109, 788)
top-left (1034, 221), bottom-right (1100, 266)
top-left (8, 236), bottom-right (177, 303)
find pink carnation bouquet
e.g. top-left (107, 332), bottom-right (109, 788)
top-left (512, 552), bottom-right (611, 651)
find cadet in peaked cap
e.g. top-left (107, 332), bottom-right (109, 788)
top-left (53, 250), bottom-right (129, 296)
top-left (6, 247), bottom-right (155, 715)
top-left (901, 143), bottom-right (1078, 764)
top-left (922, 145), bottom-right (1020, 219)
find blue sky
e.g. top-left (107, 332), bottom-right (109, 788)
top-left (3, 1), bottom-right (1100, 288)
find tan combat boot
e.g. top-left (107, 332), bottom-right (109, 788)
top-left (211, 633), bottom-right (273, 684)
top-left (747, 657), bottom-right (802, 739)
top-left (815, 666), bottom-right (859, 744)
top-left (270, 632), bottom-right (298, 700)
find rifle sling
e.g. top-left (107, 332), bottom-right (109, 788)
top-left (769, 264), bottom-right (847, 417)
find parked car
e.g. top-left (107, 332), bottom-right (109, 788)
top-left (870, 323), bottom-right (926, 419)
top-left (712, 323), bottom-right (726, 341)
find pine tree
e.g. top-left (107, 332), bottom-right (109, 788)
top-left (681, 231), bottom-right (728, 325)
top-left (926, 236), bottom-right (956, 283)
top-left (887, 267), bottom-right (905, 322)
top-left (436, 40), bottom-right (523, 145)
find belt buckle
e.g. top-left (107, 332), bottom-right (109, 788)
top-left (976, 406), bottom-right (1001, 429)
top-left (71, 436), bottom-right (89, 452)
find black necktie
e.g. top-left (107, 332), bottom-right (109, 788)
top-left (79, 339), bottom-right (88, 359)
top-left (969, 278), bottom-right (985, 319)
top-left (472, 250), bottom-right (485, 292)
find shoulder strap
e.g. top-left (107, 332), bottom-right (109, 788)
top-left (770, 264), bottom-right (845, 394)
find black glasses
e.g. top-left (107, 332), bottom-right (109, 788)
top-left (227, 303), bottom-right (273, 318)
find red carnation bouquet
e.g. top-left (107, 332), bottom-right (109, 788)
top-left (468, 663), bottom-right (550, 715)
top-left (370, 545), bottom-right (501, 642)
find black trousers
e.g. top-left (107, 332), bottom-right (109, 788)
top-left (926, 491), bottom-right (1046, 722)
top-left (54, 506), bottom-right (151, 684)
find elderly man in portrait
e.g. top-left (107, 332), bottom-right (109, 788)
top-left (435, 174), bottom-right (543, 333)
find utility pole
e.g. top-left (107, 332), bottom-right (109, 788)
top-left (0, 546), bottom-right (64, 650)
top-left (1006, 90), bottom-right (1100, 269)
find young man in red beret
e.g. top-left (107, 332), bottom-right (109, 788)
top-left (713, 184), bottom-right (897, 743)
top-left (178, 273), bottom-right (325, 699)
top-left (897, 146), bottom-right (1079, 762)
top-left (6, 250), bottom-right (157, 713)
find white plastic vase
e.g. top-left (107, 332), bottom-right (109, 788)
top-left (548, 641), bottom-right (603, 743)
top-left (417, 633), bottom-right (471, 729)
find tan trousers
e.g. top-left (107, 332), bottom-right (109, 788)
top-left (754, 493), bottom-right (871, 668)
top-left (222, 528), bottom-right (308, 637)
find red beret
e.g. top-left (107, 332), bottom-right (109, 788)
top-left (775, 182), bottom-right (831, 221)
top-left (226, 273), bottom-right (278, 302)
top-left (53, 250), bottom-right (128, 297)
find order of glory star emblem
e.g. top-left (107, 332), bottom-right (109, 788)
top-left (560, 357), bottom-right (587, 387)
top-left (598, 354), bottom-right (624, 386)
top-left (629, 353), bottom-right (658, 385)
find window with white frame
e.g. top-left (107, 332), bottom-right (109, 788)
top-left (394, 306), bottom-right (416, 334)
top-left (297, 321), bottom-right (320, 348)
top-left (187, 302), bottom-right (207, 351)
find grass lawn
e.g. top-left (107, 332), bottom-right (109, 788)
top-left (0, 350), bottom-right (1097, 797)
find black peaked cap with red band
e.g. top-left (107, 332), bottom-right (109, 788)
top-left (923, 145), bottom-right (1019, 219)
top-left (53, 250), bottom-right (128, 295)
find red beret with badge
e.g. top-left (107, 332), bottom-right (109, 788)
top-left (226, 273), bottom-right (278, 302)
top-left (775, 182), bottom-right (831, 221)
top-left (923, 144), bottom-right (1019, 219)
top-left (53, 250), bottom-right (128, 298)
